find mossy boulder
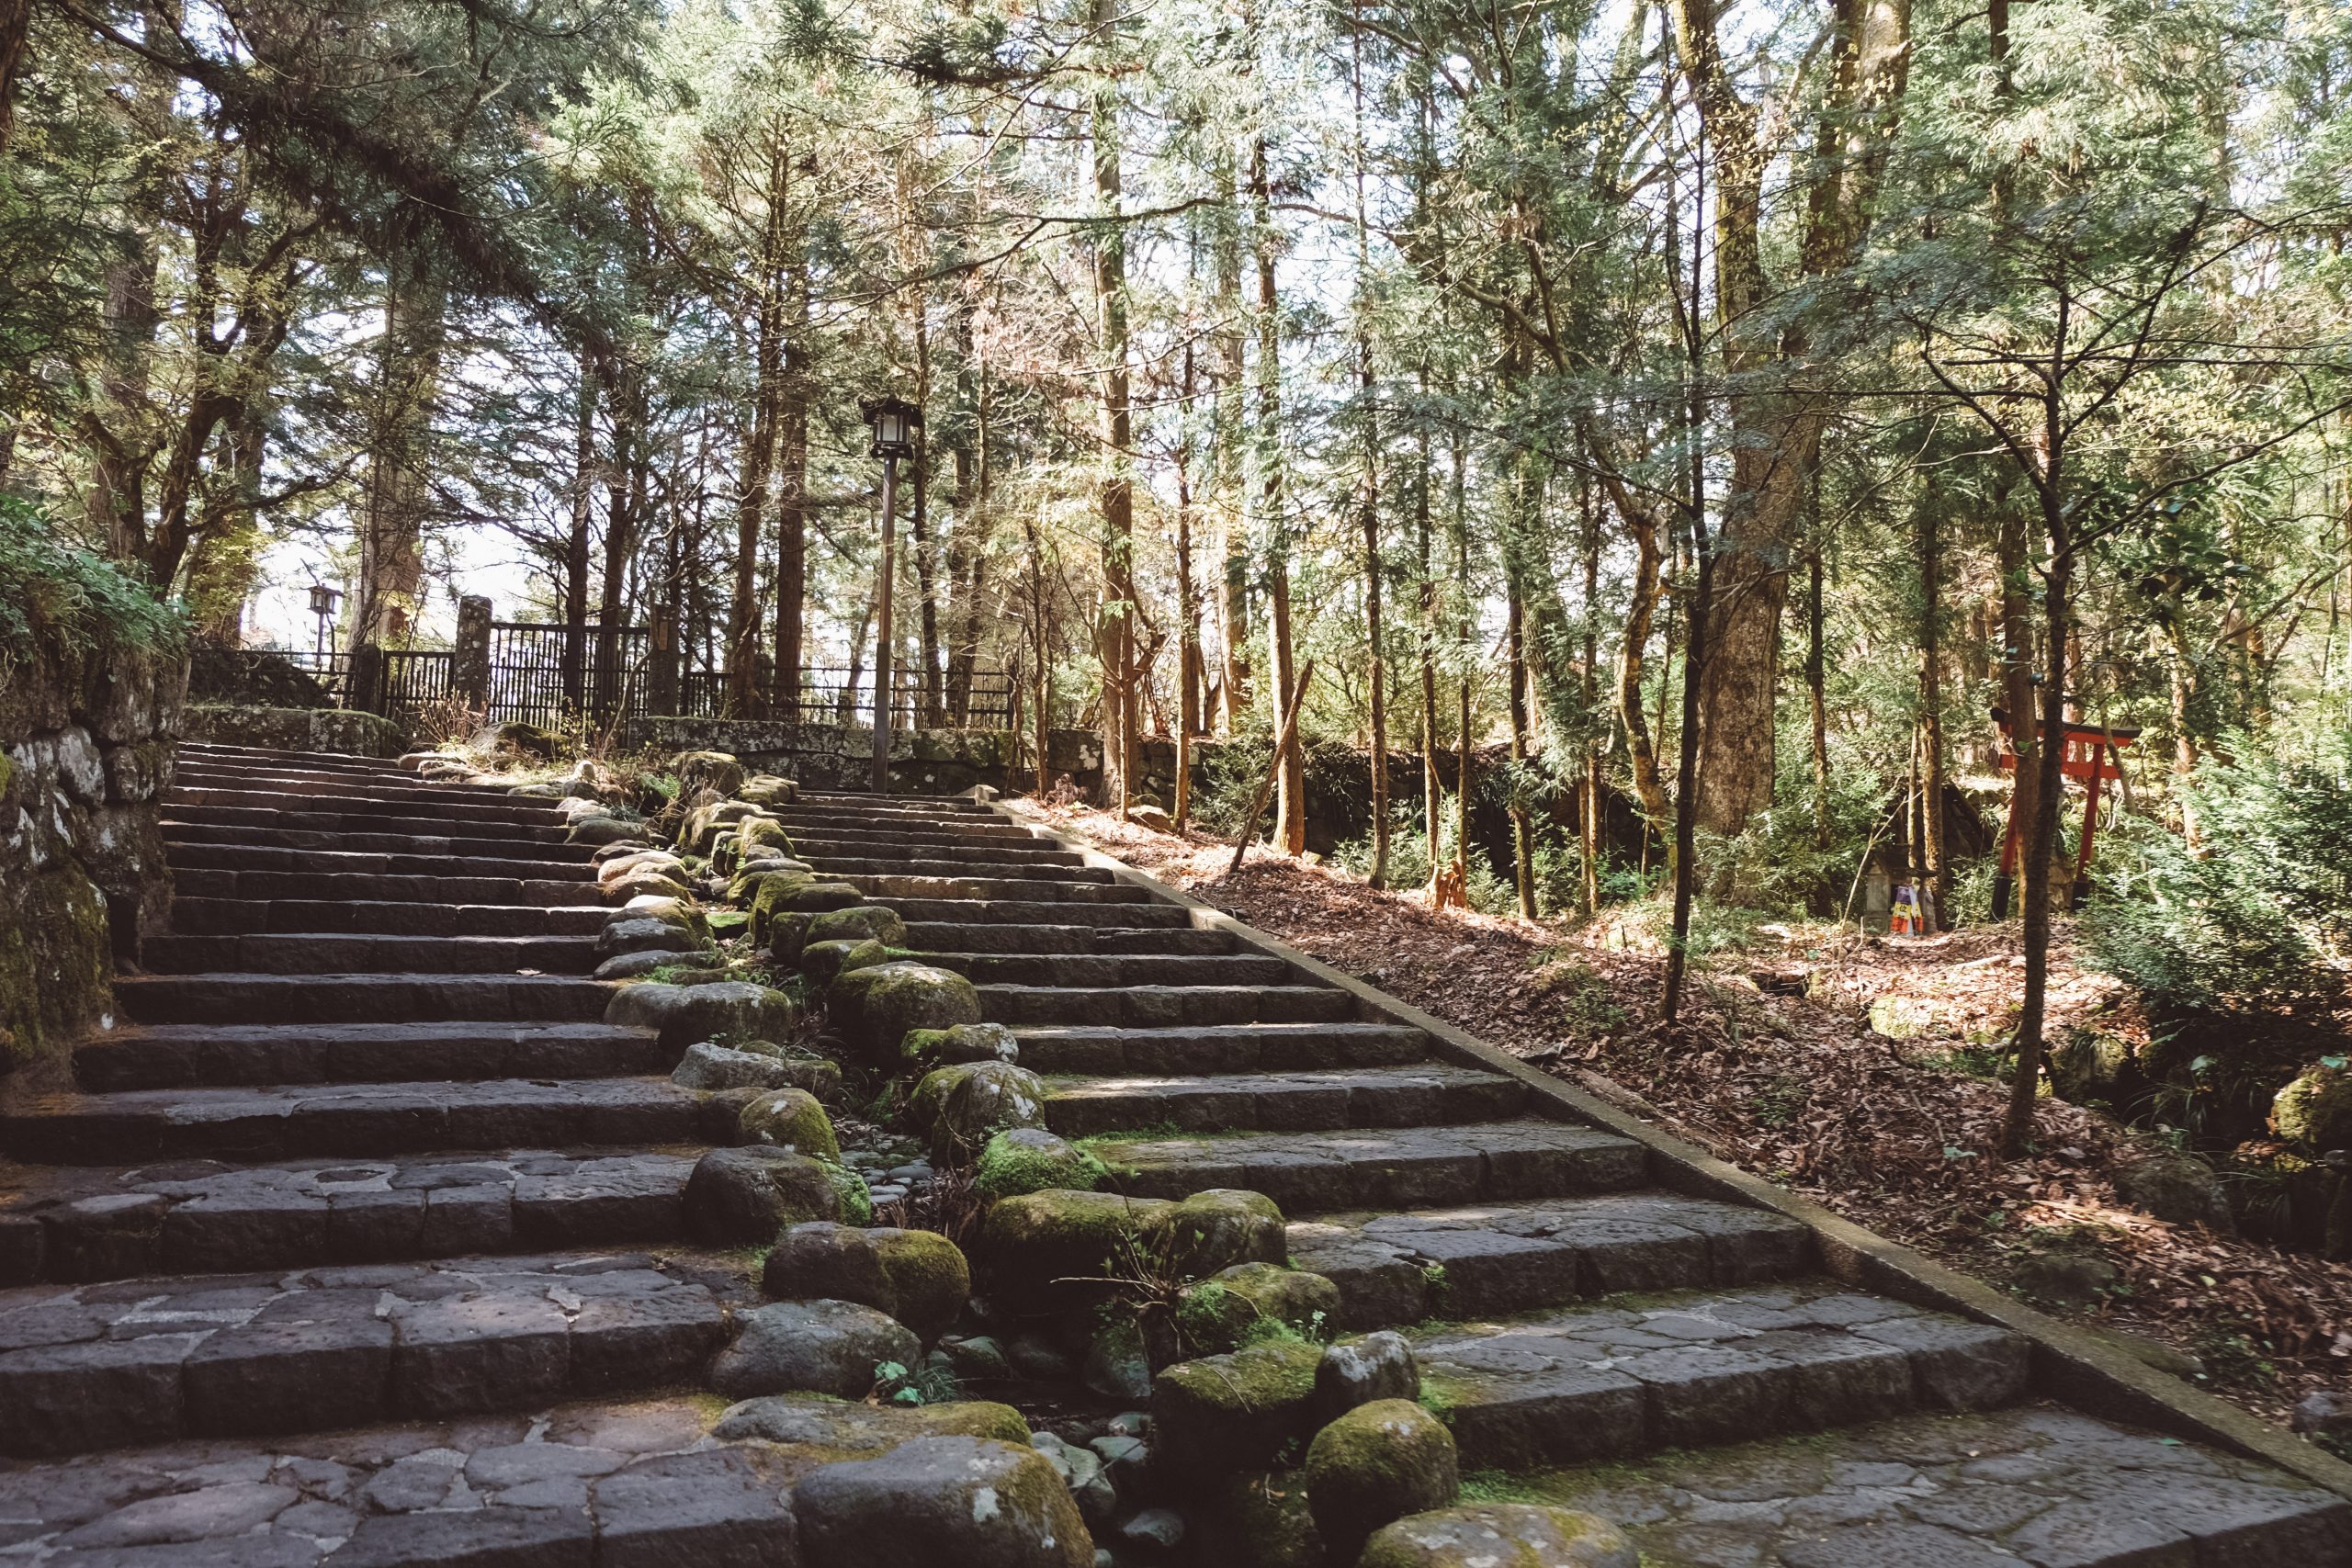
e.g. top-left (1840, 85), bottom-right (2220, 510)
top-left (673, 1040), bottom-right (841, 1100)
top-left (738, 773), bottom-right (799, 807)
top-left (672, 749), bottom-right (747, 801)
top-left (783, 879), bottom-right (864, 915)
top-left (1153, 1339), bottom-right (1324, 1481)
top-left (738, 1086), bottom-right (840, 1161)
top-left (910, 1061), bottom-right (1049, 1165)
top-left (1358, 1504), bottom-right (1637, 1568)
top-left (606, 980), bottom-right (799, 1050)
top-left (566, 814), bottom-right (639, 847)
top-left (712, 1392), bottom-right (1029, 1450)
top-left (736, 816), bottom-right (795, 853)
top-left (596, 915), bottom-right (707, 962)
top-left (2113, 1151), bottom-right (2236, 1232)
top-left (829, 961), bottom-right (984, 1068)
top-left (708, 1298), bottom-right (920, 1401)
top-left (1305, 1399), bottom-right (1460, 1562)
top-left (792, 1436), bottom-right (1093, 1568)
top-left (2275, 1065), bottom-right (2352, 1151)
top-left (1177, 1263), bottom-right (1340, 1353)
top-left (1140, 1189), bottom-right (1288, 1279)
top-left (980, 1189), bottom-right (1175, 1313)
top-left (763, 1222), bottom-right (972, 1344)
top-left (683, 1147), bottom-right (858, 1244)
top-left (0, 867), bottom-right (112, 1074)
top-left (808, 905), bottom-right (909, 949)
top-left (975, 1129), bottom-right (1105, 1201)
top-left (803, 937), bottom-right (889, 987)
top-left (1191, 1471), bottom-right (1327, 1568)
top-left (902, 1021), bottom-right (1021, 1071)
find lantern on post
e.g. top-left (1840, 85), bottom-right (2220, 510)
top-left (307, 582), bottom-right (344, 660)
top-left (861, 395), bottom-right (922, 793)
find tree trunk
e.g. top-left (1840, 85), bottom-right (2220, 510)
top-left (1579, 464), bottom-right (1602, 913)
top-left (1917, 496), bottom-right (1948, 928)
top-left (1807, 545), bottom-right (1830, 843)
top-left (1419, 400), bottom-right (1442, 891)
top-left (1253, 135), bottom-right (1306, 854)
top-left (564, 357), bottom-right (595, 713)
top-left (355, 241), bottom-right (444, 646)
top-left (1506, 583), bottom-right (1536, 919)
top-left (775, 318), bottom-right (808, 723)
top-left (1094, 9), bottom-right (1136, 813)
top-left (1215, 150), bottom-right (1250, 734)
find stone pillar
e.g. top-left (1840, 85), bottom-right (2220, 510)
top-left (452, 595), bottom-right (492, 715)
top-left (649, 598), bottom-right (680, 716)
top-left (348, 644), bottom-right (384, 716)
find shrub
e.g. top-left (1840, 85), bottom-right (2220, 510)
top-left (2085, 730), bottom-right (2352, 1021)
top-left (0, 497), bottom-right (183, 666)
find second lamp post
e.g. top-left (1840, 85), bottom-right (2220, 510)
top-left (862, 395), bottom-right (922, 792)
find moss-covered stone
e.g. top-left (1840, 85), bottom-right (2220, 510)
top-left (979, 1188), bottom-right (1175, 1312)
top-left (1189, 1471), bottom-right (1328, 1568)
top-left (712, 1391), bottom-right (1031, 1452)
top-left (606, 979), bottom-right (799, 1050)
top-left (2276, 1065), bottom-right (2352, 1150)
top-left (914, 1060), bottom-right (1049, 1165)
top-left (0, 868), bottom-right (112, 1076)
top-left (1305, 1399), bottom-right (1460, 1562)
top-left (869, 1227), bottom-right (973, 1343)
top-left (783, 880), bottom-right (865, 914)
top-left (684, 1147), bottom-right (854, 1243)
top-left (1140, 1189), bottom-right (1288, 1279)
top-left (736, 816), bottom-right (795, 853)
top-left (803, 937), bottom-right (888, 987)
top-left (1357, 1503), bottom-right (1637, 1567)
top-left (672, 749), bottom-right (747, 801)
top-left (1177, 1263), bottom-right (1341, 1353)
top-left (739, 1086), bottom-right (841, 1161)
top-left (828, 961), bottom-right (984, 1068)
top-left (974, 1129), bottom-right (1105, 1201)
top-left (738, 773), bottom-right (799, 808)
top-left (808, 905), bottom-right (910, 949)
top-left (793, 1435), bottom-right (1093, 1567)
top-left (901, 1021), bottom-right (1021, 1071)
top-left (1153, 1339), bottom-right (1324, 1481)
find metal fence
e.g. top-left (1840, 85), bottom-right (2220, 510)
top-left (284, 624), bottom-right (1011, 734)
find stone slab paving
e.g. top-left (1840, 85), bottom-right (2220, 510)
top-left (1409, 1281), bottom-right (2031, 1469)
top-left (3, 1078), bottom-right (714, 1165)
top-left (0, 1251), bottom-right (745, 1456)
top-left (1290, 1192), bottom-right (1815, 1326)
top-left (1528, 1403), bottom-right (2352, 1567)
top-left (0, 1152), bottom-right (698, 1284)
top-left (72, 1022), bottom-right (673, 1093)
top-left (1043, 1063), bottom-right (1529, 1136)
top-left (1086, 1119), bottom-right (1653, 1209)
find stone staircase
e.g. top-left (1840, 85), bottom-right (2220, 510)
top-left (0, 751), bottom-right (2341, 1565)
top-left (769, 790), bottom-right (2352, 1566)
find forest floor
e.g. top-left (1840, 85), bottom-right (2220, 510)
top-left (1024, 802), bottom-right (2352, 1433)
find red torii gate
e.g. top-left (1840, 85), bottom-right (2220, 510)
top-left (1989, 706), bottom-right (2141, 919)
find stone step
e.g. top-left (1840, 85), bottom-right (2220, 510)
top-left (115, 973), bottom-right (615, 1026)
top-left (1044, 1062), bottom-right (1528, 1138)
top-left (1401, 1280), bottom-right (2032, 1472)
top-left (922, 951), bottom-right (1293, 987)
top-left (1286, 1192), bottom-right (1816, 1328)
top-left (170, 764), bottom-right (542, 809)
top-left (771, 818), bottom-right (1040, 846)
top-left (808, 855), bottom-right (1112, 885)
top-left (842, 873), bottom-right (1150, 904)
top-left (165, 840), bottom-right (600, 884)
top-left (1, 1077), bottom-right (717, 1164)
top-left (168, 896), bottom-right (610, 938)
top-left (0, 1251), bottom-right (737, 1457)
top-left (1088, 1117), bottom-right (1652, 1212)
top-left (1012, 1021), bottom-right (1432, 1076)
top-left (0, 1391), bottom-right (842, 1562)
top-left (878, 897), bottom-right (1191, 929)
top-left (165, 783), bottom-right (560, 828)
top-left (73, 1021), bottom-right (670, 1092)
top-left (900, 921), bottom-right (1233, 955)
top-left (980, 982), bottom-right (1354, 1029)
top-left (0, 1149), bottom-right (697, 1285)
top-left (171, 866), bottom-right (609, 906)
top-left (182, 741), bottom-right (412, 773)
top-left (163, 818), bottom-right (591, 864)
top-left (789, 793), bottom-right (996, 814)
top-left (1536, 1403), bottom-right (2352, 1568)
top-left (143, 932), bottom-right (600, 976)
top-left (167, 799), bottom-right (573, 844)
top-left (793, 839), bottom-right (1085, 869)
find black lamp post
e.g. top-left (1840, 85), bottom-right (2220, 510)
top-left (307, 582), bottom-right (344, 660)
top-left (861, 395), bottom-right (922, 793)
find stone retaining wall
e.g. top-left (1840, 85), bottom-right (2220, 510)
top-left (184, 704), bottom-right (406, 758)
top-left (0, 640), bottom-right (186, 1078)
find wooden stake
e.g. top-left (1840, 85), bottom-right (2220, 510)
top-left (1228, 661), bottom-right (1315, 875)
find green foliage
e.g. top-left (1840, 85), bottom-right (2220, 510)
top-left (870, 1358), bottom-right (961, 1406)
top-left (2086, 730), bottom-right (2352, 1020)
top-left (0, 498), bottom-right (184, 666)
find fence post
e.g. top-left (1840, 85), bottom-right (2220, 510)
top-left (649, 601), bottom-right (680, 716)
top-left (453, 596), bottom-right (492, 717)
top-left (349, 643), bottom-right (385, 716)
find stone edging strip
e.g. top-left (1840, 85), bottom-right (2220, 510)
top-left (989, 797), bottom-right (2352, 1499)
